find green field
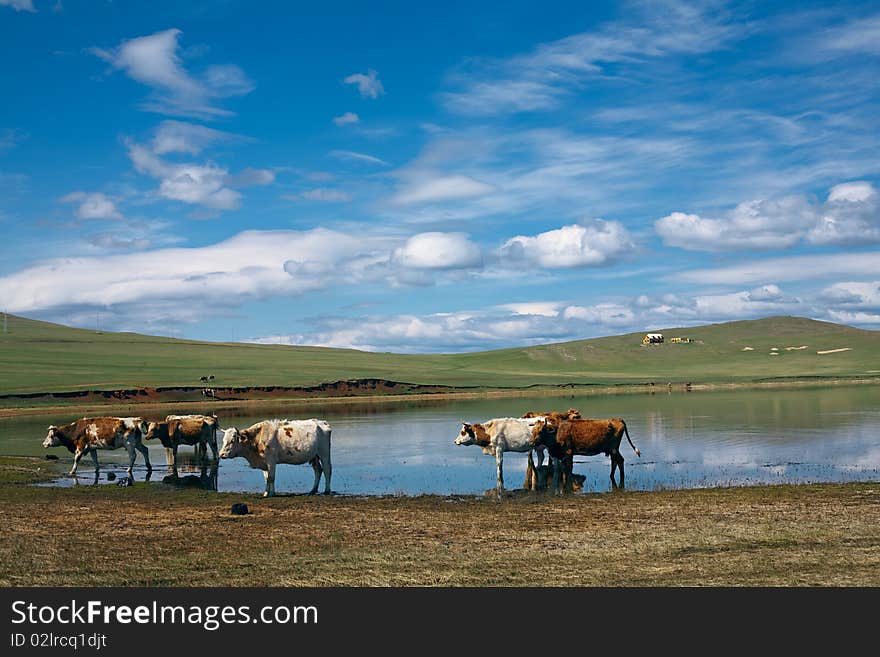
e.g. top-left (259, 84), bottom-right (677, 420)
top-left (0, 313), bottom-right (878, 395)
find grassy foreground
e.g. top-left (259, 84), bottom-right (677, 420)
top-left (1, 457), bottom-right (878, 586)
top-left (1, 314), bottom-right (879, 396)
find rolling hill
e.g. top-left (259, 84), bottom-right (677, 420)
top-left (0, 314), bottom-right (878, 396)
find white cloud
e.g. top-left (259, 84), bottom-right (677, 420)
top-left (91, 29), bottom-right (253, 118)
top-left (442, 2), bottom-right (743, 115)
top-left (390, 174), bottom-right (494, 205)
top-left (151, 120), bottom-right (243, 155)
top-left (0, 0), bottom-right (35, 12)
top-left (329, 149), bottom-right (388, 166)
top-left (127, 141), bottom-right (272, 211)
top-left (59, 192), bottom-right (123, 220)
top-left (808, 182), bottom-right (880, 246)
top-left (499, 220), bottom-right (634, 268)
top-left (128, 141), bottom-right (241, 210)
top-left (333, 112), bottom-right (360, 126)
top-left (820, 281), bottom-right (880, 311)
top-left (288, 188), bottom-right (352, 202)
top-left (675, 252), bottom-right (880, 286)
top-left (810, 13), bottom-right (880, 57)
top-left (0, 228), bottom-right (398, 322)
top-left (657, 182), bottom-right (880, 251)
top-left (392, 232), bottom-right (482, 270)
top-left (343, 69), bottom-right (384, 99)
top-left (496, 302), bottom-right (562, 317)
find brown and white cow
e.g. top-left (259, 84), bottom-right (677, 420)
top-left (219, 419), bottom-right (332, 497)
top-left (454, 417), bottom-right (562, 492)
top-left (522, 409), bottom-right (583, 473)
top-left (532, 417), bottom-right (641, 489)
top-left (42, 417), bottom-right (152, 477)
top-left (143, 414), bottom-right (220, 475)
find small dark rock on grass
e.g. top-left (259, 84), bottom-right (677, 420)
top-left (116, 477), bottom-right (132, 487)
top-left (44, 454), bottom-right (59, 461)
top-left (230, 503), bottom-right (250, 516)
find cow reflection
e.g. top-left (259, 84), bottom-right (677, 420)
top-left (161, 462), bottom-right (218, 491)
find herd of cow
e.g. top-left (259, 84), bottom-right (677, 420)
top-left (41, 408), bottom-right (640, 496)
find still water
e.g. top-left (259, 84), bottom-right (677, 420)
top-left (2, 386), bottom-right (878, 495)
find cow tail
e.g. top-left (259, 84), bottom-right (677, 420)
top-left (623, 421), bottom-right (641, 457)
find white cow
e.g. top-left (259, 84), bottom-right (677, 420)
top-left (219, 419), bottom-right (332, 497)
top-left (454, 416), bottom-right (559, 492)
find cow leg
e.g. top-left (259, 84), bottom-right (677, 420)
top-left (125, 443), bottom-right (137, 477)
top-left (549, 456), bottom-right (561, 494)
top-left (89, 447), bottom-right (99, 473)
top-left (617, 453), bottom-right (626, 489)
top-left (169, 445), bottom-right (179, 477)
top-left (535, 445), bottom-right (546, 468)
top-left (495, 446), bottom-right (504, 491)
top-left (165, 447), bottom-right (174, 470)
top-left (263, 462), bottom-right (276, 497)
top-left (317, 438), bottom-right (332, 494)
top-left (611, 450), bottom-right (623, 488)
top-left (525, 451), bottom-right (536, 490)
top-left (136, 442), bottom-right (152, 473)
top-left (69, 447), bottom-right (86, 476)
top-left (308, 458), bottom-right (322, 495)
top-left (208, 436), bottom-right (218, 462)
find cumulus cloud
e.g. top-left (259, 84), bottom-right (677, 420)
top-left (91, 28), bottom-right (253, 118)
top-left (499, 220), bottom-right (634, 268)
top-left (59, 191), bottom-right (123, 220)
top-left (390, 174), bottom-right (494, 205)
top-left (127, 141), bottom-right (241, 210)
top-left (127, 141), bottom-right (272, 211)
top-left (343, 69), bottom-right (384, 99)
top-left (392, 232), bottom-right (482, 270)
top-left (252, 276), bottom-right (880, 352)
top-left (656, 182), bottom-right (880, 251)
top-left (0, 228), bottom-right (397, 321)
top-left (332, 112), bottom-right (360, 126)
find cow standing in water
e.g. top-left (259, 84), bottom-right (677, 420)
top-left (532, 417), bottom-right (641, 489)
top-left (454, 417), bottom-right (561, 492)
top-left (143, 414), bottom-right (220, 476)
top-left (219, 419), bottom-right (332, 497)
top-left (42, 417), bottom-right (152, 477)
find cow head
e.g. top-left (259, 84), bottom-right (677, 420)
top-left (454, 423), bottom-right (476, 446)
top-left (219, 427), bottom-right (245, 459)
top-left (42, 425), bottom-right (62, 448)
top-left (143, 421), bottom-right (159, 440)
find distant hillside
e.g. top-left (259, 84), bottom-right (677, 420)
top-left (0, 314), bottom-right (877, 395)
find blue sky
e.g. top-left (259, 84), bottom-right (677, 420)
top-left (0, 0), bottom-right (878, 352)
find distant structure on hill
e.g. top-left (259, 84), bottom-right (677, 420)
top-left (643, 333), bottom-right (664, 345)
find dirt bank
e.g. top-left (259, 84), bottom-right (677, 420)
top-left (1, 376), bottom-right (878, 419)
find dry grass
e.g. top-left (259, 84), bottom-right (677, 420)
top-left (1, 457), bottom-right (878, 586)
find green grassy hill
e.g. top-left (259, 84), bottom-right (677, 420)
top-left (0, 314), bottom-right (877, 394)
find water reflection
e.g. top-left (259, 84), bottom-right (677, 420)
top-left (7, 385), bottom-right (880, 496)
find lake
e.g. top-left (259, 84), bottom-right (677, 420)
top-left (2, 386), bottom-right (879, 495)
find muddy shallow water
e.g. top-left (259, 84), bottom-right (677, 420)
top-left (3, 386), bottom-right (879, 495)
